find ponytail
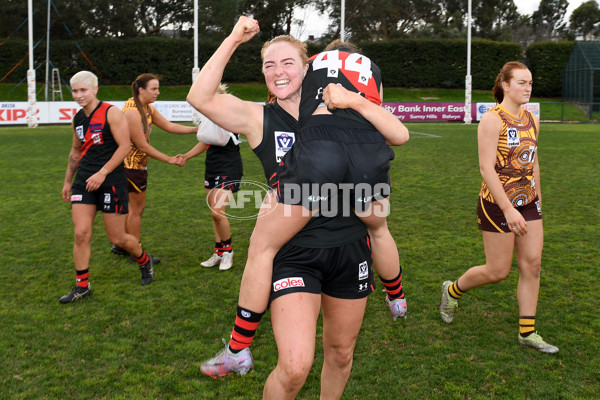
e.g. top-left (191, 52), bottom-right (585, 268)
top-left (131, 73), bottom-right (159, 134)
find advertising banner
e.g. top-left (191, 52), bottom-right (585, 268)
top-left (0, 101), bottom-right (195, 126)
top-left (0, 101), bottom-right (540, 126)
top-left (383, 102), bottom-right (476, 122)
top-left (475, 102), bottom-right (540, 121)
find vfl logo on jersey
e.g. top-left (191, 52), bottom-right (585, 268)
top-left (507, 127), bottom-right (520, 147)
top-left (358, 261), bottom-right (369, 280)
top-left (75, 125), bottom-right (85, 141)
top-left (275, 131), bottom-right (295, 162)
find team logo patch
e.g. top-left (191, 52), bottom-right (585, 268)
top-left (273, 277), bottom-right (305, 292)
top-left (358, 282), bottom-right (369, 292)
top-left (241, 309), bottom-right (251, 318)
top-left (75, 125), bottom-right (84, 141)
top-left (275, 131), bottom-right (295, 162)
top-left (507, 127), bottom-right (520, 147)
top-left (358, 261), bottom-right (368, 280)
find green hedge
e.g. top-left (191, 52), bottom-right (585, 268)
top-left (526, 41), bottom-right (575, 97)
top-left (0, 37), bottom-right (573, 96)
top-left (358, 39), bottom-right (521, 90)
top-left (0, 37), bottom-right (263, 86)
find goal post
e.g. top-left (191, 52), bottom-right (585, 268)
top-left (27, 0), bottom-right (38, 128)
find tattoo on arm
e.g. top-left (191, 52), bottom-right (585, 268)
top-left (68, 154), bottom-right (79, 174)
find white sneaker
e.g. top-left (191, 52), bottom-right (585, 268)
top-left (201, 253), bottom-right (222, 267)
top-left (518, 332), bottom-right (559, 354)
top-left (385, 296), bottom-right (407, 320)
top-left (200, 338), bottom-right (254, 377)
top-left (440, 280), bottom-right (458, 323)
top-left (219, 251), bottom-right (234, 270)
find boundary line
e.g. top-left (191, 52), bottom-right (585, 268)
top-left (409, 131), bottom-right (441, 138)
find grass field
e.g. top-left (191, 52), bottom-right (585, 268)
top-left (0, 121), bottom-right (598, 399)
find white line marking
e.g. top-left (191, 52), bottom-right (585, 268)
top-left (409, 131), bottom-right (441, 138)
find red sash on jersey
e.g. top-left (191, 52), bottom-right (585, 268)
top-left (80, 102), bottom-right (111, 158)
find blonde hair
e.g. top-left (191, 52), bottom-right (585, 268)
top-left (324, 39), bottom-right (361, 53)
top-left (261, 35), bottom-right (308, 104)
top-left (70, 71), bottom-right (98, 88)
top-left (217, 83), bottom-right (228, 94)
top-left (493, 61), bottom-right (529, 103)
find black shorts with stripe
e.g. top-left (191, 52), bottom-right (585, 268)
top-left (477, 196), bottom-right (542, 233)
top-left (71, 178), bottom-right (129, 214)
top-left (270, 235), bottom-right (375, 302)
top-left (125, 169), bottom-right (147, 193)
top-left (204, 174), bottom-right (243, 193)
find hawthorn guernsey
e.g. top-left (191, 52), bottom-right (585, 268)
top-left (272, 277), bottom-right (306, 292)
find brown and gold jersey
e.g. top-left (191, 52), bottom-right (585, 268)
top-left (480, 104), bottom-right (538, 207)
top-left (122, 98), bottom-right (154, 170)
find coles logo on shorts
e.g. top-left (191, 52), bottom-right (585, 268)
top-left (273, 277), bottom-right (305, 292)
top-left (71, 194), bottom-right (82, 202)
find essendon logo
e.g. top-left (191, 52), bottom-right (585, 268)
top-left (273, 277), bottom-right (305, 292)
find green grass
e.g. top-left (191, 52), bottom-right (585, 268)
top-left (0, 83), bottom-right (594, 122)
top-left (0, 122), bottom-right (598, 399)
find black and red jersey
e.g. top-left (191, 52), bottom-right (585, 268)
top-left (72, 101), bottom-right (125, 185)
top-left (252, 102), bottom-right (298, 182)
top-left (299, 49), bottom-right (382, 128)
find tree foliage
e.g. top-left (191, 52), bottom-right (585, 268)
top-left (242, 0), bottom-right (317, 40)
top-left (531, 0), bottom-right (569, 40)
top-left (1, 0), bottom-right (598, 44)
top-left (570, 1), bottom-right (600, 40)
top-left (0, 0), bottom-right (238, 40)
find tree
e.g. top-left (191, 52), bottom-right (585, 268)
top-left (241, 0), bottom-right (319, 40)
top-left (531, 0), bottom-right (569, 40)
top-left (0, 0), bottom-right (95, 40)
top-left (315, 0), bottom-right (528, 42)
top-left (418, 0), bottom-right (467, 39)
top-left (470, 0), bottom-right (520, 41)
top-left (0, 0), bottom-right (242, 40)
top-left (316, 0), bottom-right (458, 41)
top-left (570, 0), bottom-right (600, 40)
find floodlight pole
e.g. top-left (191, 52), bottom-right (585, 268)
top-left (45, 0), bottom-right (51, 101)
top-left (341, 0), bottom-right (345, 41)
top-left (27, 0), bottom-right (38, 128)
top-left (464, 0), bottom-right (472, 124)
top-left (191, 0), bottom-right (200, 124)
top-left (192, 0), bottom-right (198, 75)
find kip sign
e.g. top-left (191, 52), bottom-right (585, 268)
top-left (0, 101), bottom-right (197, 125)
